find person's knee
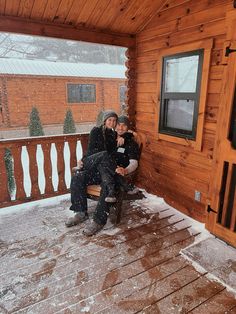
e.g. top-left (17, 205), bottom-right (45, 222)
top-left (70, 172), bottom-right (84, 189)
top-left (101, 152), bottom-right (116, 170)
top-left (100, 151), bottom-right (109, 160)
top-left (70, 175), bottom-right (78, 190)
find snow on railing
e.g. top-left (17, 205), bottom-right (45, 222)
top-left (0, 133), bottom-right (89, 208)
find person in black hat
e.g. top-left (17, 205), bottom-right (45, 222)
top-left (66, 110), bottom-right (119, 230)
top-left (111, 115), bottom-right (139, 194)
top-left (114, 115), bottom-right (139, 176)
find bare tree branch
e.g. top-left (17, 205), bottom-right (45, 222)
top-left (0, 33), bottom-right (126, 64)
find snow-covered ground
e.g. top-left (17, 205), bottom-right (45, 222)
top-left (131, 191), bottom-right (236, 297)
top-left (131, 191), bottom-right (213, 245)
top-left (1, 186), bottom-right (235, 297)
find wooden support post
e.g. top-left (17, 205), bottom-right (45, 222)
top-left (125, 47), bottom-right (137, 129)
top-left (41, 142), bottom-right (54, 195)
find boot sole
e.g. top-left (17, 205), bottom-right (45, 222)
top-left (65, 221), bottom-right (79, 227)
top-left (65, 217), bottom-right (88, 228)
top-left (83, 226), bottom-right (103, 236)
top-left (105, 197), bottom-right (117, 203)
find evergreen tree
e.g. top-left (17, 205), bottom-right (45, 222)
top-left (96, 110), bottom-right (104, 126)
top-left (63, 109), bottom-right (76, 134)
top-left (29, 107), bottom-right (44, 136)
top-left (4, 148), bottom-right (15, 195)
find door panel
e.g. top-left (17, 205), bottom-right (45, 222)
top-left (206, 13), bottom-right (236, 247)
top-left (218, 161), bottom-right (236, 229)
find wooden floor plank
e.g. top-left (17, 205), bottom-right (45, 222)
top-left (190, 288), bottom-right (236, 313)
top-left (94, 266), bottom-right (204, 314)
top-left (0, 199), bottom-right (235, 314)
top-left (0, 209), bottom-right (176, 275)
top-left (0, 214), bottom-right (186, 285)
top-left (2, 228), bottom-right (196, 313)
top-left (15, 257), bottom-right (190, 314)
top-left (139, 275), bottom-right (225, 313)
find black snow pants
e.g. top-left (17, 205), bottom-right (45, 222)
top-left (70, 151), bottom-right (117, 225)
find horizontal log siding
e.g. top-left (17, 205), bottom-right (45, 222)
top-left (135, 0), bottom-right (232, 222)
top-left (2, 76), bottom-right (125, 129)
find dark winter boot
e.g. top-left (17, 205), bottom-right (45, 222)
top-left (105, 190), bottom-right (117, 203)
top-left (116, 175), bottom-right (130, 192)
top-left (65, 212), bottom-right (88, 227)
top-left (83, 220), bottom-right (104, 236)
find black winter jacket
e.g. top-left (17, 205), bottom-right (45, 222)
top-left (112, 134), bottom-right (139, 168)
top-left (84, 125), bottom-right (117, 159)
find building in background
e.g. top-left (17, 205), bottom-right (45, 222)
top-left (0, 58), bottom-right (127, 138)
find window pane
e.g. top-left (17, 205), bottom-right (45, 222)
top-left (119, 85), bottom-right (127, 103)
top-left (67, 84), bottom-right (78, 103)
top-left (67, 84), bottom-right (96, 103)
top-left (119, 85), bottom-right (127, 113)
top-left (79, 84), bottom-right (96, 103)
top-left (166, 99), bottom-right (194, 131)
top-left (165, 55), bottom-right (199, 93)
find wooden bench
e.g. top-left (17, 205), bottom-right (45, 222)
top-left (74, 141), bottom-right (144, 224)
top-left (86, 167), bottom-right (144, 224)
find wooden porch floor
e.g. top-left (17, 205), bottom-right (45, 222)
top-left (0, 195), bottom-right (236, 314)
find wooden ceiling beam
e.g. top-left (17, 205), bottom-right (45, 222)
top-left (0, 16), bottom-right (135, 47)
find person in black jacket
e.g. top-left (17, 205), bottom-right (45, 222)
top-left (66, 110), bottom-right (120, 228)
top-left (83, 115), bottom-right (140, 236)
top-left (113, 115), bottom-right (139, 177)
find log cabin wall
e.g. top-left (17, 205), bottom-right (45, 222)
top-left (0, 75), bottom-right (125, 132)
top-left (135, 0), bottom-right (233, 222)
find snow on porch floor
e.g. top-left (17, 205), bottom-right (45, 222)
top-left (0, 191), bottom-right (236, 314)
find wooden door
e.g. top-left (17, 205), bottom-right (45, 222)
top-left (206, 14), bottom-right (236, 247)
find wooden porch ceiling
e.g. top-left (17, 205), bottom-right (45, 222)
top-left (0, 0), bottom-right (170, 47)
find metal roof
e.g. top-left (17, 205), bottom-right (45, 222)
top-left (0, 58), bottom-right (126, 79)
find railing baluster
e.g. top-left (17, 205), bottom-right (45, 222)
top-left (55, 141), bottom-right (67, 192)
top-left (41, 142), bottom-right (54, 195)
top-left (80, 134), bottom-right (89, 155)
top-left (0, 148), bottom-right (10, 203)
top-left (27, 144), bottom-right (40, 198)
top-left (68, 140), bottom-right (77, 171)
top-left (11, 146), bottom-right (26, 201)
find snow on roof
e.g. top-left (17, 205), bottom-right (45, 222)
top-left (0, 58), bottom-right (126, 79)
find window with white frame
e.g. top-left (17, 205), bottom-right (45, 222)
top-left (67, 84), bottom-right (96, 103)
top-left (159, 49), bottom-right (204, 139)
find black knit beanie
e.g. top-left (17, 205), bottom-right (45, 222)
top-left (117, 115), bottom-right (130, 128)
top-left (102, 110), bottom-right (118, 124)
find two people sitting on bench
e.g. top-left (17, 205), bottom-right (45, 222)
top-left (65, 110), bottom-right (139, 236)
